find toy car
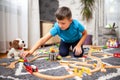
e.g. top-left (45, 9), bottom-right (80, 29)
top-left (24, 59), bottom-right (38, 74)
top-left (114, 53), bottom-right (120, 58)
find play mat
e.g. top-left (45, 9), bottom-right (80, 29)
top-left (0, 45), bottom-right (120, 80)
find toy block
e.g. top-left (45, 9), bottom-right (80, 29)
top-left (93, 63), bottom-right (97, 68)
top-left (81, 67), bottom-right (85, 73)
top-left (18, 59), bottom-right (24, 62)
top-left (78, 70), bottom-right (83, 77)
top-left (50, 47), bottom-right (56, 53)
top-left (101, 63), bottom-right (106, 69)
top-left (73, 67), bottom-right (78, 74)
top-left (101, 63), bottom-right (106, 72)
top-left (86, 68), bottom-right (92, 75)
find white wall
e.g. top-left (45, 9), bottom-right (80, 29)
top-left (58, 0), bottom-right (96, 45)
top-left (58, 0), bottom-right (96, 35)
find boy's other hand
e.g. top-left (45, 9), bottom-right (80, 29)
top-left (73, 46), bottom-right (82, 56)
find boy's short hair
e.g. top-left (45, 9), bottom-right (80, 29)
top-left (55, 6), bottom-right (72, 20)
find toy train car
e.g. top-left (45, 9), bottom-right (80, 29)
top-left (24, 59), bottom-right (38, 74)
top-left (114, 53), bottom-right (120, 58)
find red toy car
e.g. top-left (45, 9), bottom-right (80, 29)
top-left (24, 59), bottom-right (38, 74)
top-left (114, 53), bottom-right (120, 58)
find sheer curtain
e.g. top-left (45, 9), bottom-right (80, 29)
top-left (0, 0), bottom-right (28, 53)
top-left (28, 0), bottom-right (40, 49)
top-left (0, 0), bottom-right (40, 53)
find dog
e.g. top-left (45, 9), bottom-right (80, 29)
top-left (7, 38), bottom-right (25, 60)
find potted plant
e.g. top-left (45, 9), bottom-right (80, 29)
top-left (105, 22), bottom-right (118, 35)
top-left (80, 0), bottom-right (95, 21)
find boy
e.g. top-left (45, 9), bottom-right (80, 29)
top-left (22, 6), bottom-right (87, 58)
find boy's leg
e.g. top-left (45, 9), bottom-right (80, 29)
top-left (72, 40), bottom-right (84, 57)
top-left (59, 40), bottom-right (71, 57)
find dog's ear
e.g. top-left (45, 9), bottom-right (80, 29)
top-left (9, 41), bottom-right (12, 47)
top-left (12, 40), bottom-right (19, 49)
top-left (9, 41), bottom-right (13, 50)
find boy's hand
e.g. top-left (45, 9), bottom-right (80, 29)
top-left (73, 45), bottom-right (82, 56)
top-left (20, 51), bottom-right (32, 58)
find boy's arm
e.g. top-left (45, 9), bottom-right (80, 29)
top-left (73, 30), bottom-right (87, 55)
top-left (21, 32), bottom-right (52, 57)
top-left (77, 30), bottom-right (87, 46)
top-left (30, 32), bottom-right (52, 54)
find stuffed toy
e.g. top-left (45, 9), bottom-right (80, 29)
top-left (7, 38), bottom-right (25, 60)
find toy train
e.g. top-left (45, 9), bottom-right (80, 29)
top-left (24, 59), bottom-right (38, 74)
top-left (114, 53), bottom-right (120, 58)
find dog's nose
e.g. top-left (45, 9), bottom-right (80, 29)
top-left (22, 41), bottom-right (24, 43)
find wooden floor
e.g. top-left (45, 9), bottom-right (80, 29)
top-left (0, 53), bottom-right (7, 59)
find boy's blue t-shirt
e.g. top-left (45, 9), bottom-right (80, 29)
top-left (50, 19), bottom-right (85, 43)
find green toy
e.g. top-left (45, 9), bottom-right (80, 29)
top-left (56, 55), bottom-right (62, 60)
top-left (102, 45), bottom-right (107, 49)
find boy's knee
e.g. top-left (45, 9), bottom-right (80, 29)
top-left (59, 51), bottom-right (69, 57)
